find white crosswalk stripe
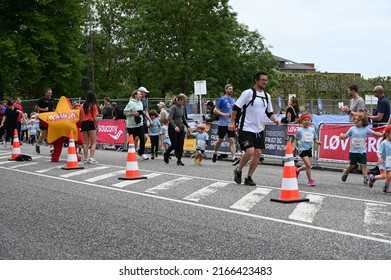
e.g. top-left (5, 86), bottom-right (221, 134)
top-left (112, 173), bottom-right (162, 188)
top-left (364, 202), bottom-right (391, 239)
top-left (10, 162), bottom-right (40, 169)
top-left (60, 166), bottom-right (110, 178)
top-left (85, 170), bottom-right (125, 182)
top-left (36, 165), bottom-right (63, 173)
top-left (145, 177), bottom-right (192, 194)
top-left (183, 182), bottom-right (229, 202)
top-left (288, 194), bottom-right (325, 223)
top-left (230, 187), bottom-right (272, 211)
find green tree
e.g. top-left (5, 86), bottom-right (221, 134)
top-left (0, 0), bottom-right (85, 99)
top-left (123, 0), bottom-right (276, 98)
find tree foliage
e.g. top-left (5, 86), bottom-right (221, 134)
top-left (0, 0), bottom-right (85, 99)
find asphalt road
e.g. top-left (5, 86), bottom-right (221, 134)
top-left (1, 144), bottom-right (390, 260)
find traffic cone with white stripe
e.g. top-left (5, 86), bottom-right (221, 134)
top-left (61, 131), bottom-right (84, 170)
top-left (118, 134), bottom-right (147, 180)
top-left (270, 140), bottom-right (309, 204)
top-left (8, 129), bottom-right (22, 160)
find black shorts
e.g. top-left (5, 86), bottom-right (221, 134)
top-left (299, 148), bottom-right (312, 158)
top-left (238, 130), bottom-right (265, 150)
top-left (39, 120), bottom-right (48, 131)
top-left (81, 120), bottom-right (96, 132)
top-left (217, 126), bottom-right (236, 139)
top-left (349, 152), bottom-right (367, 165)
top-left (143, 123), bottom-right (148, 133)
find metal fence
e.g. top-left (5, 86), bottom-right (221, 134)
top-left (18, 96), bottom-right (371, 117)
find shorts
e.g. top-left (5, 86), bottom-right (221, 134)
top-left (349, 152), bottom-right (367, 165)
top-left (299, 148), bottom-right (312, 158)
top-left (217, 126), bottom-right (236, 139)
top-left (143, 123), bottom-right (148, 133)
top-left (81, 120), bottom-right (96, 132)
top-left (238, 130), bottom-right (265, 151)
top-left (196, 149), bottom-right (205, 153)
top-left (39, 120), bottom-right (48, 131)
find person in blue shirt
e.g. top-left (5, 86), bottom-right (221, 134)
top-left (340, 113), bottom-right (383, 185)
top-left (369, 126), bottom-right (391, 193)
top-left (192, 123), bottom-right (209, 165)
top-left (292, 114), bottom-right (321, 187)
top-left (367, 85), bottom-right (390, 127)
top-left (212, 84), bottom-right (239, 165)
top-left (148, 110), bottom-right (161, 159)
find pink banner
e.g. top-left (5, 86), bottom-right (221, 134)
top-left (318, 124), bottom-right (384, 163)
top-left (97, 119), bottom-right (126, 144)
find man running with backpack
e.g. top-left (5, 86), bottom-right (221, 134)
top-left (228, 71), bottom-right (280, 186)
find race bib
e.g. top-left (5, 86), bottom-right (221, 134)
top-left (301, 132), bottom-right (313, 142)
top-left (386, 156), bottom-right (391, 167)
top-left (198, 140), bottom-right (206, 148)
top-left (351, 138), bottom-right (364, 148)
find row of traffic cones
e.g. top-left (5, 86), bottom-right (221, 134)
top-left (8, 128), bottom-right (307, 202)
top-left (7, 129), bottom-right (147, 181)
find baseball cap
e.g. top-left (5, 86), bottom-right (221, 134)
top-left (138, 86), bottom-right (149, 93)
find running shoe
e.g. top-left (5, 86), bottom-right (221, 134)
top-left (234, 168), bottom-right (242, 184)
top-left (308, 179), bottom-right (316, 186)
top-left (232, 158), bottom-right (240, 166)
top-left (341, 169), bottom-right (348, 182)
top-left (368, 174), bottom-right (376, 188)
top-left (244, 176), bottom-right (256, 186)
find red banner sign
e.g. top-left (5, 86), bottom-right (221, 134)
top-left (97, 119), bottom-right (126, 144)
top-left (318, 124), bottom-right (384, 163)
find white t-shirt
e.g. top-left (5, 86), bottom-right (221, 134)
top-left (235, 89), bottom-right (274, 133)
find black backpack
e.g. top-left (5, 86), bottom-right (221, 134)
top-left (236, 88), bottom-right (270, 130)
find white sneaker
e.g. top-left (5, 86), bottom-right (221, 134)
top-left (84, 158), bottom-right (89, 164)
top-left (88, 158), bottom-right (98, 164)
top-left (141, 154), bottom-right (149, 160)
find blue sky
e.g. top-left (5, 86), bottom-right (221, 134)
top-left (229, 0), bottom-right (391, 78)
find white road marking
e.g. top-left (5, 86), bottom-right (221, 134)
top-left (230, 187), bottom-right (272, 211)
top-left (85, 170), bottom-right (125, 182)
top-left (10, 162), bottom-right (40, 169)
top-left (36, 165), bottom-right (64, 173)
top-left (364, 202), bottom-right (391, 239)
top-left (183, 182), bottom-right (229, 202)
top-left (59, 166), bottom-right (110, 178)
top-left (112, 173), bottom-right (162, 188)
top-left (288, 194), bottom-right (325, 223)
top-left (145, 177), bottom-right (192, 194)
top-left (2, 165), bottom-right (391, 245)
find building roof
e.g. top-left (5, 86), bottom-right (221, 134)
top-left (274, 55), bottom-right (316, 72)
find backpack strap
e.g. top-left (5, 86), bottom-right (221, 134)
top-left (238, 88), bottom-right (270, 131)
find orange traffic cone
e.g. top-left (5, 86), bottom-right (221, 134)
top-left (270, 141), bottom-right (309, 204)
top-left (118, 134), bottom-right (147, 180)
top-left (61, 131), bottom-right (84, 170)
top-left (8, 129), bottom-right (22, 160)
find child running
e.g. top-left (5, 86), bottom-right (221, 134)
top-left (192, 123), bottom-right (209, 165)
top-left (369, 126), bottom-right (391, 193)
top-left (292, 114), bottom-right (321, 186)
top-left (340, 113), bottom-right (383, 185)
top-left (148, 110), bottom-right (161, 159)
top-left (161, 118), bottom-right (171, 152)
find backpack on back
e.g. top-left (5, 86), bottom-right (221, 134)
top-left (235, 88), bottom-right (270, 130)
